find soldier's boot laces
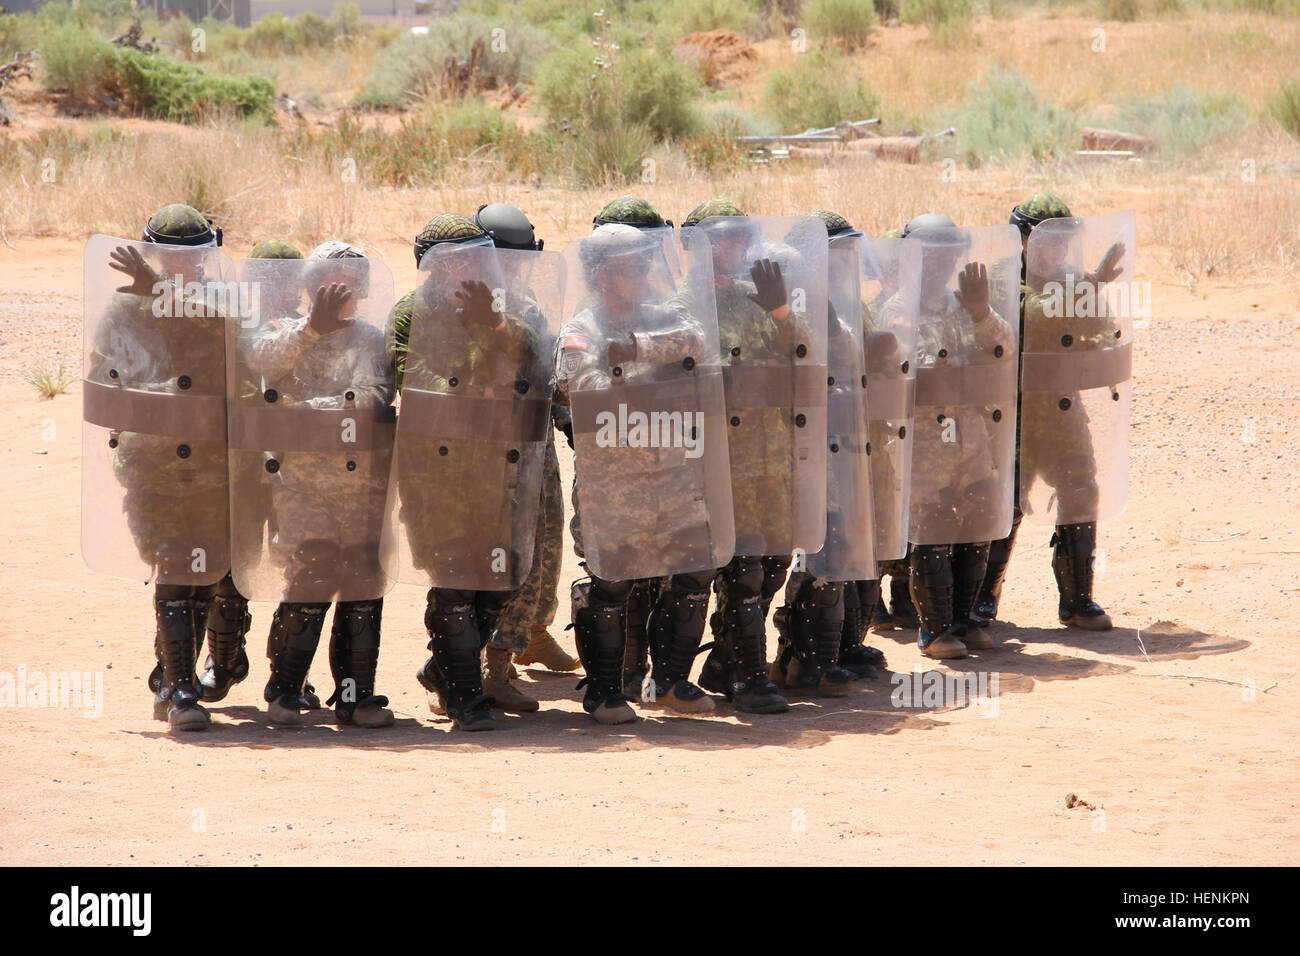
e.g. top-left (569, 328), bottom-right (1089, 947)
top-left (975, 511), bottom-right (1021, 622)
top-left (327, 600), bottom-right (394, 728)
top-left (199, 590), bottom-right (251, 702)
top-left (952, 543), bottom-right (994, 650)
top-left (516, 626), bottom-right (581, 674)
top-left (646, 588), bottom-right (714, 714)
top-left (264, 603), bottom-right (328, 725)
top-left (428, 599), bottom-right (495, 731)
top-left (620, 581), bottom-right (653, 694)
top-left (1053, 523), bottom-right (1112, 630)
top-left (889, 575), bottom-right (921, 630)
top-left (483, 646), bottom-right (540, 713)
top-left (779, 583), bottom-right (854, 696)
top-left (911, 547), bottom-right (967, 660)
top-left (155, 596), bottom-right (210, 732)
top-left (839, 580), bottom-right (887, 679)
top-left (571, 583), bottom-right (635, 725)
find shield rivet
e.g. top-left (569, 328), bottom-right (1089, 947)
top-left (865, 442), bottom-right (871, 455)
top-left (1115, 329), bottom-right (1122, 339)
top-left (506, 449), bottom-right (520, 463)
top-left (346, 460), bottom-right (356, 471)
top-left (937, 413), bottom-right (946, 423)
top-left (264, 388), bottom-right (278, 403)
top-left (938, 349), bottom-right (948, 359)
top-left (898, 425), bottom-right (907, 439)
top-left (612, 366), bottom-right (623, 377)
top-left (438, 446), bottom-right (449, 456)
top-left (1061, 334), bottom-right (1073, 348)
top-left (830, 442), bottom-right (839, 453)
top-left (265, 458), bottom-right (279, 473)
top-left (730, 416), bottom-right (741, 427)
top-left (827, 376), bottom-right (835, 387)
top-left (108, 369), bottom-right (119, 379)
top-left (992, 409), bottom-right (1003, 422)
top-left (1059, 397), bottom-right (1072, 411)
top-left (108, 437), bottom-right (118, 448)
top-left (345, 390), bottom-right (355, 401)
top-left (176, 444), bottom-right (191, 459)
top-left (994, 345), bottom-right (1004, 358)
top-left (449, 376), bottom-right (459, 388)
top-left (795, 413), bottom-right (807, 427)
top-left (178, 375), bottom-right (192, 390)
top-left (795, 344), bottom-right (808, 358)
top-left (515, 380), bottom-right (529, 394)
top-left (682, 357), bottom-right (695, 371)
top-left (731, 347), bottom-right (740, 357)
top-left (901, 360), bottom-right (909, 374)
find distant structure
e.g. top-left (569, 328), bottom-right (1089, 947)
top-left (147, 0), bottom-right (253, 28)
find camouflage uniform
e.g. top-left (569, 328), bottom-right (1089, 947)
top-left (975, 194), bottom-right (1115, 630)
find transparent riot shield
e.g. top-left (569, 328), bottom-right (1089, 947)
top-left (82, 234), bottom-right (236, 585)
top-left (805, 238), bottom-right (874, 581)
top-left (683, 214), bottom-right (829, 558)
top-left (1020, 210), bottom-right (1135, 525)
top-left (906, 224), bottom-right (1021, 545)
top-left (862, 237), bottom-right (920, 562)
top-left (227, 255), bottom-right (397, 603)
top-left (381, 242), bottom-right (562, 591)
top-left (560, 224), bottom-right (734, 582)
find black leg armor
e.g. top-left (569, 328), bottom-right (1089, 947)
top-left (909, 544), bottom-right (956, 647)
top-left (264, 602), bottom-right (328, 711)
top-left (951, 542), bottom-right (992, 633)
top-left (326, 599), bottom-right (388, 723)
top-left (571, 577), bottom-right (631, 716)
top-left (426, 588), bottom-right (493, 729)
top-left (976, 508), bottom-right (1022, 622)
top-left (199, 573), bottom-right (251, 702)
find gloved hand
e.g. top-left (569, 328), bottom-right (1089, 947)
top-left (109, 245), bottom-right (162, 296)
top-left (307, 282), bottom-right (353, 335)
top-left (455, 279), bottom-right (498, 327)
top-left (955, 261), bottom-right (990, 322)
top-left (747, 258), bottom-right (788, 314)
top-left (1089, 242), bottom-right (1126, 284)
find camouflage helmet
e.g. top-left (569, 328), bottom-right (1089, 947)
top-left (307, 240), bottom-right (369, 297)
top-left (681, 199), bottom-right (753, 249)
top-left (248, 238), bottom-right (303, 260)
top-left (413, 213), bottom-right (488, 268)
top-left (473, 202), bottom-right (541, 251)
top-left (142, 203), bottom-right (220, 247)
top-left (681, 199), bottom-right (745, 227)
top-left (810, 209), bottom-right (864, 241)
top-left (309, 240), bottom-right (365, 260)
top-left (1010, 193), bottom-right (1072, 239)
top-left (593, 195), bottom-right (671, 230)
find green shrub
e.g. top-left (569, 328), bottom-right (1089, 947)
top-left (1270, 79), bottom-right (1300, 138)
top-left (807, 0), bottom-right (877, 50)
top-left (112, 47), bottom-right (275, 123)
top-left (362, 14), bottom-right (553, 103)
top-left (38, 26), bottom-right (116, 98)
top-left (683, 110), bottom-right (746, 171)
top-left (1096, 0), bottom-right (1142, 20)
top-left (950, 64), bottom-right (1076, 165)
top-left (659, 0), bottom-right (759, 35)
top-left (900, 0), bottom-right (973, 29)
top-left (1110, 86), bottom-right (1247, 156)
top-left (0, 12), bottom-right (36, 59)
top-left (570, 116), bottom-right (656, 186)
top-left (764, 49), bottom-right (879, 132)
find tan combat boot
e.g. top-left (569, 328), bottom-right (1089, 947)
top-left (483, 646), bottom-right (540, 713)
top-left (515, 626), bottom-right (581, 673)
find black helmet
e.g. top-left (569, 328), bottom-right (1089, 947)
top-left (473, 202), bottom-right (542, 251)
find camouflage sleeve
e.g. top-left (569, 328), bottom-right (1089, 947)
top-left (387, 289), bottom-right (416, 392)
top-left (973, 306), bottom-right (1015, 355)
top-left (555, 315), bottom-right (609, 398)
top-left (489, 311), bottom-right (539, 365)
top-left (247, 318), bottom-right (317, 383)
top-left (303, 323), bottom-right (395, 411)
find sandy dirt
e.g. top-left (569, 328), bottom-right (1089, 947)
top-left (0, 238), bottom-right (1296, 867)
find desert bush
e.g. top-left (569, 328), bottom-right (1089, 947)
top-left (1269, 79), bottom-right (1300, 139)
top-left (38, 26), bottom-right (116, 98)
top-left (1110, 86), bottom-right (1247, 156)
top-left (1096, 0), bottom-right (1142, 20)
top-left (807, 0), bottom-right (877, 50)
top-left (764, 49), bottom-right (879, 132)
top-left (900, 0), bottom-right (973, 30)
top-left (362, 14), bottom-right (552, 103)
top-left (682, 110), bottom-right (747, 172)
top-left (659, 0), bottom-right (759, 35)
top-left (112, 48), bottom-right (275, 123)
top-left (949, 64), bottom-right (1076, 165)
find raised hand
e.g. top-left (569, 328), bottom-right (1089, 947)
top-left (747, 258), bottom-right (788, 315)
top-left (1090, 242), bottom-right (1126, 284)
top-left (955, 261), bottom-right (990, 322)
top-left (307, 282), bottom-right (353, 335)
top-left (455, 279), bottom-right (498, 327)
top-left (109, 245), bottom-right (162, 296)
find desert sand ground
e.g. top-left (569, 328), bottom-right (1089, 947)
top-left (0, 228), bottom-right (1297, 867)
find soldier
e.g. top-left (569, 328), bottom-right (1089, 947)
top-left (234, 240), bottom-right (398, 728)
top-left (683, 202), bottom-right (829, 712)
top-left (82, 204), bottom-right (238, 732)
top-left (975, 195), bottom-right (1129, 631)
top-left (468, 203), bottom-right (578, 715)
top-left (587, 195), bottom-right (678, 695)
top-left (890, 215), bottom-right (1019, 660)
top-left (772, 211), bottom-right (882, 691)
top-left (557, 224), bottom-right (734, 723)
top-left (386, 214), bottom-right (557, 731)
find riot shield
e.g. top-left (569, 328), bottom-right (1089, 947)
top-left (862, 237), bottom-right (920, 562)
top-left (1020, 210), bottom-right (1135, 525)
top-left (227, 255), bottom-right (397, 603)
top-left (82, 234), bottom-right (236, 585)
top-left (381, 242), bottom-right (562, 591)
top-left (561, 224), bottom-right (734, 582)
top-left (805, 238), bottom-right (874, 582)
top-left (906, 224), bottom-right (1021, 545)
top-left (684, 214), bottom-right (829, 558)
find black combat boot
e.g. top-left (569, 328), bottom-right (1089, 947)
top-left (774, 580), bottom-right (855, 696)
top-left (910, 545), bottom-right (966, 660)
top-left (646, 581), bottom-right (714, 713)
top-left (840, 579), bottom-right (887, 678)
top-left (952, 542), bottom-right (994, 649)
top-left (1053, 523), bottom-right (1112, 630)
top-left (327, 600), bottom-right (394, 728)
top-left (427, 591), bottom-right (494, 731)
top-left (889, 573), bottom-right (921, 630)
top-left (975, 510), bottom-right (1021, 622)
top-left (199, 577), bottom-right (251, 702)
top-left (571, 580), bottom-right (635, 725)
top-left (264, 603), bottom-right (329, 725)
top-left (154, 592), bottom-right (210, 732)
